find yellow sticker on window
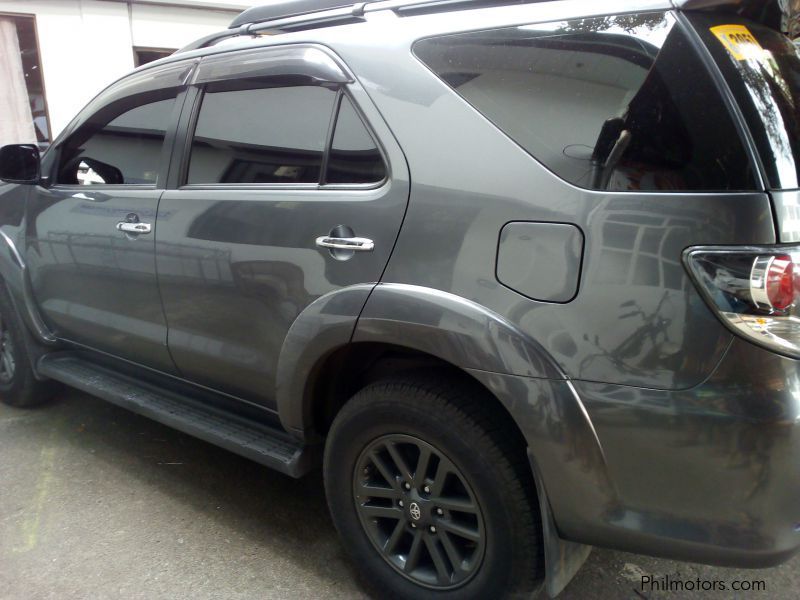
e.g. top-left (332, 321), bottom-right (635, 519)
top-left (710, 24), bottom-right (764, 61)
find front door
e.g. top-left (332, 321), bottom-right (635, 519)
top-left (26, 62), bottom-right (192, 373)
top-left (156, 46), bottom-right (409, 407)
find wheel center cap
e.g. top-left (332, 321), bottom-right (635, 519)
top-left (408, 501), bottom-right (422, 521)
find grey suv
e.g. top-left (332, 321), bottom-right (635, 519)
top-left (1, 0), bottom-right (799, 597)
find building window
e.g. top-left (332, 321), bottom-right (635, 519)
top-left (0, 14), bottom-right (50, 146)
top-left (133, 47), bottom-right (176, 67)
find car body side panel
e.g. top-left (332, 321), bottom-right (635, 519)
top-left (156, 66), bottom-right (409, 408)
top-left (316, 11), bottom-right (776, 391)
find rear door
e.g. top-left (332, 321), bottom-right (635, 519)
top-left (27, 61), bottom-right (194, 372)
top-left (156, 45), bottom-right (409, 407)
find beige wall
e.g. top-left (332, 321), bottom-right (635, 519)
top-left (0, 0), bottom-right (251, 138)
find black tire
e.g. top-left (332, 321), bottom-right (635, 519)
top-left (0, 285), bottom-right (58, 407)
top-left (324, 372), bottom-right (543, 599)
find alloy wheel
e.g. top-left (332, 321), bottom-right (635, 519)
top-left (352, 433), bottom-right (486, 589)
top-left (0, 314), bottom-right (16, 384)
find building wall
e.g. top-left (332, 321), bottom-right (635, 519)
top-left (0, 0), bottom-right (249, 139)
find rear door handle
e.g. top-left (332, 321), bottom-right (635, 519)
top-left (116, 222), bottom-right (152, 234)
top-left (315, 236), bottom-right (374, 251)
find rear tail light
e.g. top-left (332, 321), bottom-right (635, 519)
top-left (684, 246), bottom-right (800, 357)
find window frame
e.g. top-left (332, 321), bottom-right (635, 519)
top-left (176, 75), bottom-right (388, 190)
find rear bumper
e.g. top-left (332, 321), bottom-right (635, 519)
top-left (469, 336), bottom-right (800, 568)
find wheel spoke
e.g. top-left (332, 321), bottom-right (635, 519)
top-left (369, 451), bottom-right (399, 490)
top-left (429, 456), bottom-right (455, 496)
top-left (438, 519), bottom-right (480, 542)
top-left (361, 504), bottom-right (403, 520)
top-left (424, 535), bottom-right (452, 585)
top-left (384, 519), bottom-right (406, 554)
top-left (432, 496), bottom-right (478, 514)
top-left (404, 529), bottom-right (424, 573)
top-left (0, 352), bottom-right (11, 377)
top-left (385, 442), bottom-right (413, 483)
top-left (358, 482), bottom-right (399, 500)
top-left (439, 531), bottom-right (464, 574)
top-left (412, 446), bottom-right (431, 488)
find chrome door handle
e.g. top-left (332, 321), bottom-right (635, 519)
top-left (315, 236), bottom-right (374, 251)
top-left (116, 222), bottom-right (152, 234)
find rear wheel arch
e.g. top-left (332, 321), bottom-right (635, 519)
top-left (277, 283), bottom-right (567, 440)
top-left (306, 342), bottom-right (531, 444)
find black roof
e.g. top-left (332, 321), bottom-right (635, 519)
top-left (229, 0), bottom-right (377, 28)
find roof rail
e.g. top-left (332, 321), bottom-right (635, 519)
top-left (177, 0), bottom-right (554, 54)
top-left (230, 0), bottom-right (378, 29)
top-left (230, 0), bottom-right (546, 29)
top-left (177, 26), bottom-right (249, 53)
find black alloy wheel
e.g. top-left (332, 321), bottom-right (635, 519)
top-left (353, 433), bottom-right (486, 589)
top-left (0, 313), bottom-right (16, 383)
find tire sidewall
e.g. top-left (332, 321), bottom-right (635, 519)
top-left (325, 395), bottom-right (522, 599)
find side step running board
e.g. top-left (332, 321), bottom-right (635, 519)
top-left (38, 353), bottom-right (318, 478)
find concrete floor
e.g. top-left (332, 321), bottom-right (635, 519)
top-left (1, 390), bottom-right (798, 600)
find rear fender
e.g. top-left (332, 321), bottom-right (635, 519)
top-left (353, 283), bottom-right (567, 379)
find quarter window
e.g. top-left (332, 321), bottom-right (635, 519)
top-left (414, 11), bottom-right (757, 192)
top-left (187, 84), bottom-right (337, 185)
top-left (326, 95), bottom-right (386, 184)
top-left (57, 92), bottom-right (177, 185)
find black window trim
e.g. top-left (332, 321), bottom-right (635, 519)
top-left (675, 10), bottom-right (767, 192)
top-left (177, 79), bottom-right (389, 192)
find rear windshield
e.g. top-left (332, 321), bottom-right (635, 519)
top-left (689, 13), bottom-right (800, 189)
top-left (414, 11), bottom-right (758, 192)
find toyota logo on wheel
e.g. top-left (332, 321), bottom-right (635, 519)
top-left (409, 502), bottom-right (422, 521)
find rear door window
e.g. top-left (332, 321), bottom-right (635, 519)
top-left (187, 84), bottom-right (336, 185)
top-left (325, 95), bottom-right (386, 184)
top-left (688, 14), bottom-right (800, 190)
top-left (414, 11), bottom-right (758, 192)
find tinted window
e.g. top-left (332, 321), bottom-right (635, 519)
top-left (690, 14), bottom-right (800, 189)
top-left (57, 92), bottom-right (177, 185)
top-left (415, 12), bottom-right (757, 192)
top-left (187, 85), bottom-right (336, 185)
top-left (326, 96), bottom-right (385, 184)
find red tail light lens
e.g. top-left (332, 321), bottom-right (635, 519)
top-left (685, 246), bottom-right (800, 358)
top-left (765, 255), bottom-right (794, 310)
top-left (751, 254), bottom-right (796, 311)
